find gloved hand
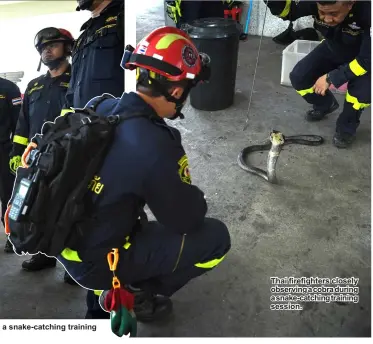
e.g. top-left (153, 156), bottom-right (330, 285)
top-left (9, 156), bottom-right (21, 174)
top-left (99, 288), bottom-right (137, 337)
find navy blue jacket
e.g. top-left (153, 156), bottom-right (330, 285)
top-left (266, 0), bottom-right (371, 87)
top-left (65, 0), bottom-right (124, 108)
top-left (0, 77), bottom-right (22, 144)
top-left (11, 65), bottom-right (71, 157)
top-left (73, 92), bottom-right (207, 254)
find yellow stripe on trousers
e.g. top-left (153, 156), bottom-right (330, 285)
top-left (195, 254), bottom-right (226, 269)
top-left (345, 91), bottom-right (370, 110)
top-left (296, 87), bottom-right (314, 97)
top-left (61, 237), bottom-right (133, 296)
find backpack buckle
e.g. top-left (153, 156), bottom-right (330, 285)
top-left (81, 117), bottom-right (92, 125)
top-left (107, 115), bottom-right (120, 124)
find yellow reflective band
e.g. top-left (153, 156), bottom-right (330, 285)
top-left (124, 236), bottom-right (131, 250)
top-left (345, 91), bottom-right (370, 110)
top-left (156, 34), bottom-right (189, 50)
top-left (61, 236), bottom-right (131, 265)
top-left (296, 87), bottom-right (314, 97)
top-left (349, 59), bottom-right (367, 76)
top-left (60, 108), bottom-right (74, 116)
top-left (195, 255), bottom-right (226, 269)
top-left (13, 135), bottom-right (28, 146)
top-left (94, 290), bottom-right (103, 296)
top-left (28, 85), bottom-right (44, 95)
top-left (279, 0), bottom-right (291, 18)
top-left (61, 248), bottom-right (82, 262)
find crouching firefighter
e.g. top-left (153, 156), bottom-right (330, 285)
top-left (264, 0), bottom-right (371, 148)
top-left (4, 26), bottom-right (231, 325)
top-left (8, 27), bottom-right (76, 281)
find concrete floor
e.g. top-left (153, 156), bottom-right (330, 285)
top-left (0, 0), bottom-right (371, 337)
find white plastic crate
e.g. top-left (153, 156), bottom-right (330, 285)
top-left (281, 39), bottom-right (320, 86)
top-left (280, 39), bottom-right (348, 94)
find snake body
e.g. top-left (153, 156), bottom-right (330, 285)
top-left (237, 131), bottom-right (324, 183)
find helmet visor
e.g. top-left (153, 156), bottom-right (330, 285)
top-left (34, 27), bottom-right (63, 49)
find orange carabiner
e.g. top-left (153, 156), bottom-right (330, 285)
top-left (21, 142), bottom-right (38, 168)
top-left (107, 248), bottom-right (119, 272)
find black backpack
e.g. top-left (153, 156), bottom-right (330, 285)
top-left (5, 93), bottom-right (145, 257)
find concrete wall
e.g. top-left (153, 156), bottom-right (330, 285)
top-left (163, 0), bottom-right (314, 37)
top-left (0, 1), bottom-right (79, 20)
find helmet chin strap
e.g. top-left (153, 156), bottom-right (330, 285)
top-left (146, 76), bottom-right (194, 120)
top-left (38, 56), bottom-right (66, 72)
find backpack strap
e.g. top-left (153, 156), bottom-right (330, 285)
top-left (86, 93), bottom-right (116, 112)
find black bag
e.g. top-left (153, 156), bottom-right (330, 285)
top-left (5, 94), bottom-right (145, 257)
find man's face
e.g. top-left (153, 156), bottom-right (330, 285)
top-left (41, 42), bottom-right (64, 63)
top-left (317, 1), bottom-right (354, 26)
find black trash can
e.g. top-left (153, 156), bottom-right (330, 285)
top-left (183, 17), bottom-right (241, 111)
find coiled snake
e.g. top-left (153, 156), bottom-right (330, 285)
top-left (237, 131), bottom-right (324, 183)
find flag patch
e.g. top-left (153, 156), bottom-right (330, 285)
top-left (12, 97), bottom-right (22, 106)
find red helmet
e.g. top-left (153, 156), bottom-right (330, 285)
top-left (34, 27), bottom-right (74, 53)
top-left (124, 26), bottom-right (210, 83)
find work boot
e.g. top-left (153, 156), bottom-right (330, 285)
top-left (4, 239), bottom-right (14, 253)
top-left (333, 131), bottom-right (356, 148)
top-left (305, 98), bottom-right (339, 122)
top-left (64, 271), bottom-right (78, 286)
top-left (22, 254), bottom-right (56, 271)
top-left (127, 285), bottom-right (173, 323)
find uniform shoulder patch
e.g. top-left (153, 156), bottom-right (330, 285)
top-left (106, 16), bottom-right (117, 23)
top-left (178, 154), bottom-right (191, 184)
top-left (12, 97), bottom-right (22, 106)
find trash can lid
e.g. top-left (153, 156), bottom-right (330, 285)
top-left (183, 17), bottom-right (241, 39)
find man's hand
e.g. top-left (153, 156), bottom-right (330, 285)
top-left (313, 74), bottom-right (330, 96)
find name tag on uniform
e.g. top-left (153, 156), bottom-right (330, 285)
top-left (60, 82), bottom-right (70, 88)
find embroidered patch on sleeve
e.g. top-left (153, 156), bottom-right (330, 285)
top-left (178, 154), bottom-right (191, 184)
top-left (12, 97), bottom-right (22, 106)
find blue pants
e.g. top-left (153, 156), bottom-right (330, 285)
top-left (60, 217), bottom-right (231, 319)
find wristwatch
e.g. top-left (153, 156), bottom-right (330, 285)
top-left (326, 74), bottom-right (332, 85)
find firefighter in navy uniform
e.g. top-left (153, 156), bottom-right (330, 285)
top-left (9, 27), bottom-right (74, 274)
top-left (57, 26), bottom-right (231, 321)
top-left (62, 0), bottom-right (124, 110)
top-left (265, 0), bottom-right (371, 148)
top-left (0, 77), bottom-right (22, 253)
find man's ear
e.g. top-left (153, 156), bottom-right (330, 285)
top-left (170, 86), bottom-right (184, 99)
